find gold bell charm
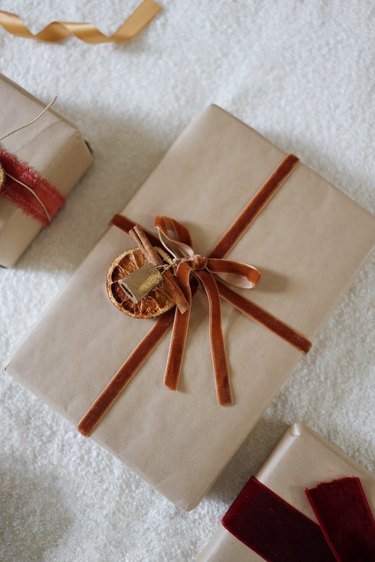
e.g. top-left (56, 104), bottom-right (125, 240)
top-left (119, 263), bottom-right (163, 303)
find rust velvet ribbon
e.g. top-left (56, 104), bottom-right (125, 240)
top-left (0, 0), bottom-right (160, 44)
top-left (154, 214), bottom-right (262, 404)
top-left (78, 153), bottom-right (313, 437)
top-left (222, 476), bottom-right (375, 562)
top-left (0, 149), bottom-right (65, 225)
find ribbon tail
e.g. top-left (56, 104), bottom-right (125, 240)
top-left (306, 477), bottom-right (375, 562)
top-left (164, 262), bottom-right (192, 391)
top-left (78, 309), bottom-right (174, 437)
top-left (195, 271), bottom-right (233, 406)
top-left (217, 281), bottom-right (312, 354)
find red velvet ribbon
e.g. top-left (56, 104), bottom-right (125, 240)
top-left (222, 476), bottom-right (375, 562)
top-left (78, 153), bottom-right (312, 436)
top-left (0, 149), bottom-right (65, 226)
top-left (307, 478), bottom-right (375, 562)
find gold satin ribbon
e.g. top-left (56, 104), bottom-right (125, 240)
top-left (0, 0), bottom-right (161, 44)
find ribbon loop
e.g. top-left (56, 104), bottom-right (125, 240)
top-left (207, 258), bottom-right (260, 289)
top-left (155, 215), bottom-right (193, 247)
top-left (155, 215), bottom-right (194, 259)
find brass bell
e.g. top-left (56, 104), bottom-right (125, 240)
top-left (119, 263), bottom-right (163, 303)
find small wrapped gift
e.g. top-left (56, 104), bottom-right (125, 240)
top-left (0, 73), bottom-right (93, 267)
top-left (6, 105), bottom-right (375, 509)
top-left (197, 423), bottom-right (375, 561)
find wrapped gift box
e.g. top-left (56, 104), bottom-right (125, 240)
top-left (0, 73), bottom-right (93, 267)
top-left (197, 423), bottom-right (375, 561)
top-left (6, 105), bottom-right (375, 509)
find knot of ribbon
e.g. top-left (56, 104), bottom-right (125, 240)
top-left (156, 215), bottom-right (260, 288)
top-left (154, 215), bottom-right (261, 405)
top-left (190, 255), bottom-right (208, 270)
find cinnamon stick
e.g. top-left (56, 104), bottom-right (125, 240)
top-left (133, 225), bottom-right (162, 265)
top-left (129, 226), bottom-right (189, 314)
top-left (163, 273), bottom-right (190, 314)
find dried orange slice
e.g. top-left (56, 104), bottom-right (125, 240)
top-left (106, 247), bottom-right (175, 319)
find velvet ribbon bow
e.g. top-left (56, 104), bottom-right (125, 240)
top-left (154, 215), bottom-right (261, 405)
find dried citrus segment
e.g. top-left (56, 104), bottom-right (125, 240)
top-left (106, 248), bottom-right (175, 319)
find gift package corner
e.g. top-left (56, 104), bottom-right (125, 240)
top-left (0, 72), bottom-right (93, 268)
top-left (196, 422), bottom-right (375, 561)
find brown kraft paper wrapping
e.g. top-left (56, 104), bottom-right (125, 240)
top-left (0, 73), bottom-right (93, 267)
top-left (196, 423), bottom-right (375, 561)
top-left (6, 105), bottom-right (375, 509)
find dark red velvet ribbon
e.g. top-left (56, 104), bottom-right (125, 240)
top-left (222, 476), bottom-right (375, 562)
top-left (307, 478), bottom-right (375, 562)
top-left (0, 149), bottom-right (65, 225)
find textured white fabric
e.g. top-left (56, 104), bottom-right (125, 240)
top-left (0, 1), bottom-right (374, 561)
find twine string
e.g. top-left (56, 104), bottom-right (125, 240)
top-left (0, 97), bottom-right (57, 142)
